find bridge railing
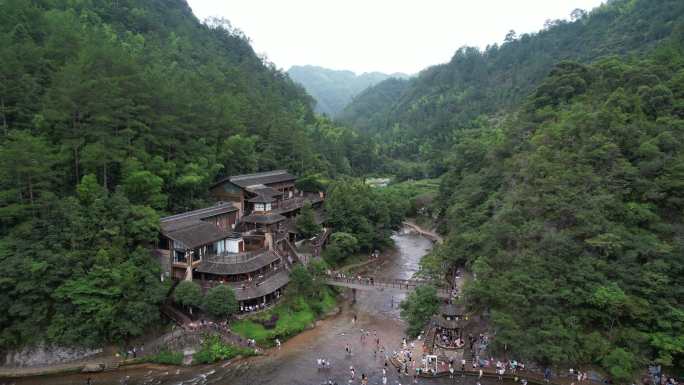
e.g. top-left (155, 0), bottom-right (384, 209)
top-left (324, 275), bottom-right (432, 288)
top-left (323, 275), bottom-right (451, 297)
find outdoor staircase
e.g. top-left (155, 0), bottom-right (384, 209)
top-left (161, 302), bottom-right (193, 325)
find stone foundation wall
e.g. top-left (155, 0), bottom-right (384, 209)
top-left (2, 344), bottom-right (102, 368)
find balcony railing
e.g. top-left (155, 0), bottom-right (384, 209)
top-left (200, 265), bottom-right (284, 290)
top-left (205, 250), bottom-right (261, 264)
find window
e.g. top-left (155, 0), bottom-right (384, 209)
top-left (173, 250), bottom-right (187, 264)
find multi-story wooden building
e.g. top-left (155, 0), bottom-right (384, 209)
top-left (209, 170), bottom-right (324, 240)
top-left (156, 170), bottom-right (325, 311)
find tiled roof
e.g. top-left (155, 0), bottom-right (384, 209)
top-left (233, 270), bottom-right (289, 301)
top-left (241, 212), bottom-right (286, 224)
top-left (160, 202), bottom-right (238, 248)
top-left (245, 185), bottom-right (281, 197)
top-left (211, 170), bottom-right (296, 189)
top-left (195, 250), bottom-right (280, 275)
top-left (163, 221), bottom-right (233, 249)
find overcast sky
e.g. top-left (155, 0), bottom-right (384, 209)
top-left (186, 0), bottom-right (605, 75)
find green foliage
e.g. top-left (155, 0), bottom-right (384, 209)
top-left (217, 135), bottom-right (259, 178)
top-left (0, 0), bottom-right (373, 350)
top-left (377, 178), bottom-right (439, 219)
top-left (144, 350), bottom-right (184, 366)
top-left (296, 202), bottom-right (321, 238)
top-left (324, 178), bottom-right (406, 250)
top-left (323, 232), bottom-right (359, 265)
top-left (295, 174), bottom-right (328, 192)
top-left (399, 285), bottom-right (440, 338)
top-left (174, 281), bottom-right (202, 310)
top-left (122, 170), bottom-right (167, 210)
top-left (231, 288), bottom-right (337, 346)
top-left (602, 348), bottom-right (636, 382)
top-left (0, 130), bottom-right (58, 224)
top-left (431, 50), bottom-right (684, 377)
top-left (192, 335), bottom-right (256, 364)
top-left (203, 285), bottom-right (238, 319)
top-left (0, 172), bottom-right (164, 348)
top-left (288, 265), bottom-right (317, 299)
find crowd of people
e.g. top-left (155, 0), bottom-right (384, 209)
top-left (328, 270), bottom-right (376, 286)
top-left (437, 331), bottom-right (465, 348)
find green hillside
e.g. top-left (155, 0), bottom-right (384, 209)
top-left (338, 0), bottom-right (684, 174)
top-left (0, 0), bottom-right (357, 349)
top-left (424, 47), bottom-right (684, 379)
top-left (288, 65), bottom-right (408, 116)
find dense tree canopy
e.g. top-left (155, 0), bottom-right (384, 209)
top-left (426, 45), bottom-right (684, 379)
top-left (296, 202), bottom-right (321, 239)
top-left (0, 0), bottom-right (372, 350)
top-left (399, 285), bottom-right (440, 338)
top-left (324, 179), bottom-right (407, 251)
top-left (174, 281), bottom-right (202, 312)
top-left (203, 285), bottom-right (238, 319)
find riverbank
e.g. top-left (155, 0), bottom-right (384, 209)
top-left (6, 229), bottom-right (433, 385)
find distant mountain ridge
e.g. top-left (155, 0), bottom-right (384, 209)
top-left (287, 65), bottom-right (409, 116)
top-left (338, 0), bottom-right (684, 155)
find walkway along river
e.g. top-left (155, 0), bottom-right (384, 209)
top-left (3, 227), bottom-right (518, 385)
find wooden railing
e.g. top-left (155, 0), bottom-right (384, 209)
top-left (199, 266), bottom-right (284, 292)
top-left (323, 275), bottom-right (450, 297)
top-left (206, 250), bottom-right (259, 264)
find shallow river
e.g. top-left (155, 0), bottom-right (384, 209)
top-left (6, 229), bottom-right (506, 385)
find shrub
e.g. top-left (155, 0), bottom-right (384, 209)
top-left (192, 335), bottom-right (256, 364)
top-left (174, 281), bottom-right (202, 312)
top-left (146, 350), bottom-right (184, 365)
top-left (203, 285), bottom-right (238, 319)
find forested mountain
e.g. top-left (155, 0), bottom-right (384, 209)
top-left (387, 0), bottom-right (684, 378)
top-left (422, 45), bottom-right (684, 379)
top-left (339, 0), bottom-right (684, 177)
top-left (287, 65), bottom-right (408, 116)
top-left (337, 77), bottom-right (410, 134)
top-left (0, 0), bottom-right (368, 349)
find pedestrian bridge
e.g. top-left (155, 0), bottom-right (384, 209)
top-left (322, 277), bottom-right (451, 299)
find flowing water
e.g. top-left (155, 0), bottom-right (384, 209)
top-left (5, 228), bottom-right (503, 385)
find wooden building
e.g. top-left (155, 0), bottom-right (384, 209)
top-left (157, 202), bottom-right (241, 281)
top-left (156, 170), bottom-right (327, 312)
